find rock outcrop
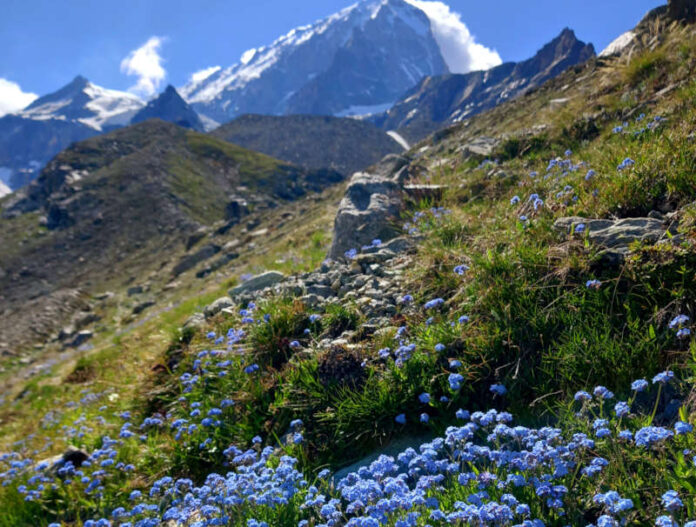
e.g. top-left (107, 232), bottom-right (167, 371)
top-left (196, 236), bottom-right (418, 341)
top-left (554, 216), bottom-right (679, 262)
top-left (328, 155), bottom-right (409, 259)
top-left (230, 271), bottom-right (286, 297)
top-left (669, 0), bottom-right (696, 22)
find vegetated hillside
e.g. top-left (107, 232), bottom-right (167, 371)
top-left (0, 76), bottom-right (145, 189)
top-left (211, 114), bottom-right (404, 176)
top-left (371, 28), bottom-right (595, 143)
top-left (0, 118), bottom-right (342, 359)
top-left (2, 5), bottom-right (696, 527)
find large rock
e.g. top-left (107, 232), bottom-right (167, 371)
top-left (183, 313), bottom-right (206, 330)
top-left (67, 330), bottom-right (93, 348)
top-left (204, 297), bottom-right (234, 318)
top-left (230, 271), bottom-right (285, 296)
top-left (669, 0), bottom-right (696, 21)
top-left (554, 216), bottom-right (670, 257)
top-left (38, 446), bottom-right (90, 477)
top-left (462, 136), bottom-right (499, 157)
top-left (328, 155), bottom-right (407, 259)
top-left (172, 244), bottom-right (221, 276)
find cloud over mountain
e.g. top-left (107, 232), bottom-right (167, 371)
top-left (0, 78), bottom-right (38, 117)
top-left (120, 36), bottom-right (167, 97)
top-left (404, 0), bottom-right (502, 73)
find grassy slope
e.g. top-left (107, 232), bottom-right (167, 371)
top-left (0, 120), bottom-right (341, 365)
top-left (1, 15), bottom-right (696, 527)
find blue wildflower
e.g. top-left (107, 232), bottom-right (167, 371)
top-left (490, 384), bottom-right (507, 396)
top-left (424, 298), bottom-right (445, 310)
top-left (449, 373), bottom-right (464, 390)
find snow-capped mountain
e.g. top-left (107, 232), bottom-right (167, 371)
top-left (181, 0), bottom-right (455, 122)
top-left (20, 75), bottom-right (144, 131)
top-left (0, 76), bottom-right (145, 190)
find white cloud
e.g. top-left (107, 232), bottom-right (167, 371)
top-left (404, 0), bottom-right (502, 73)
top-left (120, 36), bottom-right (167, 97)
top-left (0, 78), bottom-right (38, 117)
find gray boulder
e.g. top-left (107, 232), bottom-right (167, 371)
top-left (68, 330), bottom-right (93, 348)
top-left (669, 0), bottom-right (696, 21)
top-left (204, 297), bottom-right (234, 318)
top-left (328, 157), bottom-right (406, 259)
top-left (230, 271), bottom-right (285, 296)
top-left (554, 216), bottom-right (670, 257)
top-left (183, 313), bottom-right (206, 330)
top-left (381, 236), bottom-right (417, 254)
top-left (132, 300), bottom-right (156, 315)
top-left (39, 446), bottom-right (90, 477)
top-left (173, 244), bottom-right (221, 276)
top-left (462, 136), bottom-right (499, 157)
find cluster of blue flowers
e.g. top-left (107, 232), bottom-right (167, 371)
top-left (9, 367), bottom-right (689, 527)
top-left (1, 185), bottom-right (694, 527)
top-left (402, 207), bottom-right (452, 236)
top-left (612, 114), bottom-right (665, 137)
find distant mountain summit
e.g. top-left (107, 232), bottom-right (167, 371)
top-left (0, 76), bottom-right (144, 189)
top-left (130, 85), bottom-right (205, 131)
top-left (20, 75), bottom-right (144, 131)
top-left (372, 28), bottom-right (595, 142)
top-left (181, 0), bottom-right (450, 122)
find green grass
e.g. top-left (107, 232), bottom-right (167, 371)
top-left (1, 15), bottom-right (696, 527)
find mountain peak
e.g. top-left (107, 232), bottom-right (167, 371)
top-left (534, 27), bottom-right (595, 63)
top-left (162, 84), bottom-right (180, 96)
top-left (181, 0), bottom-right (448, 121)
top-left (19, 77), bottom-right (144, 131)
top-left (130, 85), bottom-right (204, 131)
top-left (70, 74), bottom-right (90, 87)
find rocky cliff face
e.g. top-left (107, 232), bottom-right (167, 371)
top-left (669, 0), bottom-right (696, 21)
top-left (371, 28), bottom-right (595, 142)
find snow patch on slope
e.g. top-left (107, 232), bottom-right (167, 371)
top-left (404, 0), bottom-right (501, 73)
top-left (387, 130), bottom-right (410, 150)
top-left (599, 31), bottom-right (635, 57)
top-left (80, 83), bottom-right (144, 130)
top-left (20, 81), bottom-right (144, 131)
top-left (20, 100), bottom-right (72, 121)
top-left (0, 180), bottom-right (11, 198)
top-left (336, 102), bottom-right (395, 118)
top-left (180, 66), bottom-right (222, 99)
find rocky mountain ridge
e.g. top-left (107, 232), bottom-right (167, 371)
top-left (210, 114), bottom-right (404, 176)
top-left (371, 28), bottom-right (596, 142)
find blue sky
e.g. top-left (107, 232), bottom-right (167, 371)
top-left (0, 0), bottom-right (663, 111)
